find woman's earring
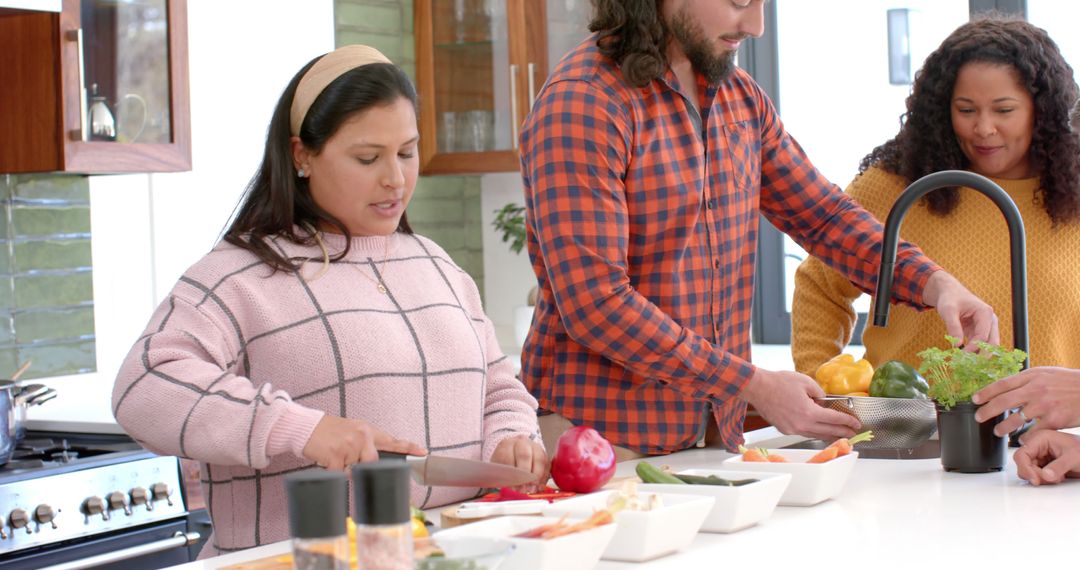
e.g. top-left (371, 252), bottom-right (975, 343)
top-left (297, 168), bottom-right (307, 178)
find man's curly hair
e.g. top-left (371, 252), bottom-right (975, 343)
top-left (589, 0), bottom-right (668, 87)
top-left (861, 14), bottom-right (1080, 224)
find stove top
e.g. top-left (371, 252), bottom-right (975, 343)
top-left (0, 434), bottom-right (148, 482)
top-left (0, 431), bottom-right (187, 557)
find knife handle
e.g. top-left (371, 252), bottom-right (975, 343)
top-left (379, 451), bottom-right (407, 461)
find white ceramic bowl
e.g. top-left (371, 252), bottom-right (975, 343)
top-left (414, 535), bottom-right (515, 570)
top-left (432, 515), bottom-right (616, 570)
top-left (541, 490), bottom-right (713, 562)
top-left (638, 469), bottom-right (791, 532)
top-left (720, 449), bottom-right (858, 506)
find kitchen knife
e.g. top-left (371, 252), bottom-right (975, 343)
top-left (380, 452), bottom-right (537, 488)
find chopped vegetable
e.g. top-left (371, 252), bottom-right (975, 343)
top-left (607, 480), bottom-right (663, 512)
top-left (672, 473), bottom-right (758, 486)
top-left (807, 430), bottom-right (874, 463)
top-left (870, 360), bottom-right (929, 399)
top-left (635, 461), bottom-right (685, 484)
top-left (513, 509), bottom-right (613, 539)
top-left (814, 353), bottom-right (874, 395)
top-left (738, 444), bottom-right (773, 462)
top-left (550, 426), bottom-right (617, 493)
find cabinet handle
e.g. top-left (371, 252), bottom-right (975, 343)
top-left (527, 62), bottom-right (537, 110)
top-left (66, 28), bottom-right (87, 141)
top-left (510, 64), bottom-right (520, 149)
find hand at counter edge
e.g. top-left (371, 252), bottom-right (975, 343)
top-left (1013, 430), bottom-right (1080, 485)
top-left (740, 368), bottom-right (860, 441)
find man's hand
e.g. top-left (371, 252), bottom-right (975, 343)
top-left (1013, 430), bottom-right (1080, 485)
top-left (921, 271), bottom-right (999, 349)
top-left (490, 435), bottom-right (550, 491)
top-left (973, 367), bottom-right (1080, 435)
top-left (302, 415), bottom-right (426, 471)
top-left (741, 368), bottom-right (860, 440)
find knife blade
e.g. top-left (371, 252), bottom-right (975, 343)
top-left (380, 452), bottom-right (537, 488)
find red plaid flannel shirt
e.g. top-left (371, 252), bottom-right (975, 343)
top-left (519, 38), bottom-right (940, 454)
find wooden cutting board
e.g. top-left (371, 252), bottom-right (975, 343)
top-left (439, 476), bottom-right (636, 528)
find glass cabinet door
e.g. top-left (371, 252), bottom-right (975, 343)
top-left (78, 0), bottom-right (171, 145)
top-left (544, 0), bottom-right (590, 69)
top-left (418, 0), bottom-right (518, 173)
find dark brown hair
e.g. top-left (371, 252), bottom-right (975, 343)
top-left (861, 14), bottom-right (1080, 223)
top-left (222, 58), bottom-right (418, 272)
top-left (589, 0), bottom-right (667, 87)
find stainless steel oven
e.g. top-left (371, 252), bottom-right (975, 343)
top-left (0, 432), bottom-right (200, 569)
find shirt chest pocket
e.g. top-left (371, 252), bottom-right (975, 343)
top-left (718, 121), bottom-right (760, 197)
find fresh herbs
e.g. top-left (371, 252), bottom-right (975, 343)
top-left (917, 335), bottom-right (1027, 409)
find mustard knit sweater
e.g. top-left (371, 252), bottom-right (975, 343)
top-left (791, 166), bottom-right (1080, 376)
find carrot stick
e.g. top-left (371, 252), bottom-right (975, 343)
top-left (807, 446), bottom-right (839, 464)
top-left (767, 453), bottom-right (789, 463)
top-left (737, 445), bottom-right (769, 462)
top-left (831, 430), bottom-right (874, 456)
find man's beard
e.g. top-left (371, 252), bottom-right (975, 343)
top-left (669, 10), bottom-right (738, 84)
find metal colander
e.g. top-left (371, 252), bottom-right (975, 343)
top-left (817, 395), bottom-right (937, 449)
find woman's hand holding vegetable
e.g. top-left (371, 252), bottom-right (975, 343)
top-left (490, 435), bottom-right (549, 489)
top-left (973, 367), bottom-right (1080, 435)
top-left (1012, 430), bottom-right (1080, 486)
top-left (741, 368), bottom-right (860, 441)
top-left (302, 415), bottom-right (426, 471)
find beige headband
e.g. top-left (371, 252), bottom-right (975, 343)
top-left (289, 45), bottom-right (392, 136)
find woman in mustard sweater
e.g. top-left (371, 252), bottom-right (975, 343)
top-left (791, 16), bottom-right (1080, 377)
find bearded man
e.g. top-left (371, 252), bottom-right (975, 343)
top-left (518, 0), bottom-right (1000, 458)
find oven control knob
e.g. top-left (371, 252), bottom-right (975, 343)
top-left (82, 496), bottom-right (108, 520)
top-left (130, 486), bottom-right (149, 506)
top-left (34, 505), bottom-right (57, 529)
top-left (150, 482), bottom-right (173, 506)
top-left (107, 491), bottom-right (131, 515)
top-left (9, 509), bottom-right (31, 534)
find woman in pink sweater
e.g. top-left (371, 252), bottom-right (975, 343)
top-left (112, 45), bottom-right (546, 555)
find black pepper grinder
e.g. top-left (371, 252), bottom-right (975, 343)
top-left (351, 461), bottom-right (413, 570)
top-left (285, 470), bottom-right (349, 570)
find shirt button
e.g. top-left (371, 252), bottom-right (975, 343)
top-left (714, 259), bottom-right (720, 268)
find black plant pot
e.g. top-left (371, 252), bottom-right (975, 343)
top-left (936, 401), bottom-right (1005, 473)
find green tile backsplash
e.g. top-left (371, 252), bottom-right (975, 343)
top-left (0, 174), bottom-right (96, 380)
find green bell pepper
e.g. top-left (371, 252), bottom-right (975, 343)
top-left (869, 360), bottom-right (930, 399)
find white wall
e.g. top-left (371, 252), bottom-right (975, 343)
top-left (27, 0), bottom-right (336, 429)
top-left (480, 172), bottom-right (535, 357)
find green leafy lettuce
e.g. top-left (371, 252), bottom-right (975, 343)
top-left (917, 335), bottom-right (1027, 409)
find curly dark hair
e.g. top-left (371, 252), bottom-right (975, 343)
top-left (861, 14), bottom-right (1080, 224)
top-left (589, 0), bottom-right (667, 87)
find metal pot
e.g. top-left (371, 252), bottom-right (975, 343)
top-left (12, 383), bottom-right (53, 441)
top-left (0, 380), bottom-right (16, 464)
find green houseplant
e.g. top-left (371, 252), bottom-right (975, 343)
top-left (917, 335), bottom-right (1027, 473)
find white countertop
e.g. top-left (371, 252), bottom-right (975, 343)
top-left (166, 427), bottom-right (1078, 569)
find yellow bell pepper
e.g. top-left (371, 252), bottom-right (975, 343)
top-left (814, 354), bottom-right (874, 395)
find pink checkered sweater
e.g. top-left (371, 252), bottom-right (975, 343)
top-left (112, 231), bottom-right (540, 555)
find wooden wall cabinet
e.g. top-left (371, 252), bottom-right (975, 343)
top-left (415, 0), bottom-right (588, 175)
top-left (0, 0), bottom-right (190, 174)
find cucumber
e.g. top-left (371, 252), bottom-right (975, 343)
top-left (673, 473), bottom-right (758, 486)
top-left (635, 461), bottom-right (685, 484)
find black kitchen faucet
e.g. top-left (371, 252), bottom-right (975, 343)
top-left (869, 170), bottom-right (1030, 445)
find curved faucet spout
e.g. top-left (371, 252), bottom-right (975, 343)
top-left (870, 170), bottom-right (1028, 368)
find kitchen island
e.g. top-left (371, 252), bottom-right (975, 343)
top-left (165, 427), bottom-right (1078, 569)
